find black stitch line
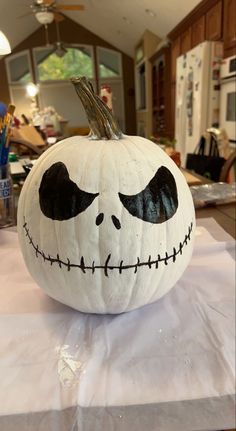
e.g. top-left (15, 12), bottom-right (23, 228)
top-left (173, 247), bottom-right (177, 262)
top-left (179, 242), bottom-right (183, 255)
top-left (22, 219), bottom-right (193, 275)
top-left (164, 252), bottom-right (168, 265)
top-left (80, 256), bottom-right (86, 273)
top-left (104, 254), bottom-right (111, 277)
top-left (119, 260), bottom-right (123, 274)
top-left (57, 254), bottom-right (62, 268)
top-left (134, 257), bottom-right (139, 274)
top-left (148, 255), bottom-right (152, 268)
top-left (187, 227), bottom-right (191, 240)
top-left (92, 261), bottom-right (95, 274)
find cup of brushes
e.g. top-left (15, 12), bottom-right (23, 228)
top-left (0, 102), bottom-right (15, 228)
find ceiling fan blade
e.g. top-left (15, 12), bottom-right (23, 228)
top-left (54, 11), bottom-right (64, 22)
top-left (41, 0), bottom-right (55, 5)
top-left (56, 4), bottom-right (85, 11)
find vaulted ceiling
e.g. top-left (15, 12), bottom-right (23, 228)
top-left (0, 0), bottom-right (200, 57)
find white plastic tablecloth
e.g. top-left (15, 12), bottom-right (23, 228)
top-left (0, 219), bottom-right (235, 431)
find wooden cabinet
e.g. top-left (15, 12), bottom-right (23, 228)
top-left (171, 37), bottom-right (180, 82)
top-left (165, 0), bottom-right (235, 147)
top-left (151, 47), bottom-right (172, 138)
top-left (180, 28), bottom-right (191, 54)
top-left (223, 0), bottom-right (236, 54)
top-left (192, 15), bottom-right (205, 47)
top-left (170, 83), bottom-right (176, 138)
top-left (206, 1), bottom-right (222, 40)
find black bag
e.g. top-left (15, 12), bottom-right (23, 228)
top-left (186, 135), bottom-right (225, 182)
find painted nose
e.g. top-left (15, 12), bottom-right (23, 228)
top-left (95, 213), bottom-right (121, 230)
top-left (111, 215), bottom-right (121, 230)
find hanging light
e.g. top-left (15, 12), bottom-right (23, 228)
top-left (26, 83), bottom-right (39, 98)
top-left (54, 42), bottom-right (67, 58)
top-left (54, 21), bottom-right (67, 58)
top-left (0, 31), bottom-right (11, 55)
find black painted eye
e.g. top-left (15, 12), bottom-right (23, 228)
top-left (39, 162), bottom-right (99, 220)
top-left (118, 166), bottom-right (178, 224)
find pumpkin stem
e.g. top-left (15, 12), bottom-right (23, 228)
top-left (71, 76), bottom-right (123, 140)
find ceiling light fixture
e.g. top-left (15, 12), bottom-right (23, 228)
top-left (0, 30), bottom-right (11, 55)
top-left (35, 11), bottom-right (54, 25)
top-left (145, 8), bottom-right (156, 17)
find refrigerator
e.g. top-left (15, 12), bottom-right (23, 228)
top-left (175, 41), bottom-right (223, 166)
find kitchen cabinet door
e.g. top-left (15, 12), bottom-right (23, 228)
top-left (223, 0), bottom-right (236, 52)
top-left (180, 28), bottom-right (192, 54)
top-left (206, 1), bottom-right (222, 41)
top-left (191, 16), bottom-right (205, 48)
top-left (171, 37), bottom-right (180, 83)
top-left (170, 82), bottom-right (176, 139)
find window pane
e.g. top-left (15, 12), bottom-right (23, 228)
top-left (7, 53), bottom-right (31, 83)
top-left (35, 46), bottom-right (94, 81)
top-left (98, 48), bottom-right (121, 78)
top-left (226, 92), bottom-right (236, 122)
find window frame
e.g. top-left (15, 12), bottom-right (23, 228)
top-left (32, 44), bottom-right (96, 84)
top-left (96, 46), bottom-right (123, 79)
top-left (5, 49), bottom-right (33, 85)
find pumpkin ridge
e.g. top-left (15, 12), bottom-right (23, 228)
top-left (23, 218), bottom-right (193, 276)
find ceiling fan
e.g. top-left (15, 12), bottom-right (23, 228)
top-left (29, 0), bottom-right (85, 25)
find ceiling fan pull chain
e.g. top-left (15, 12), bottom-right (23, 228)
top-left (45, 24), bottom-right (49, 46)
top-left (56, 20), bottom-right (60, 42)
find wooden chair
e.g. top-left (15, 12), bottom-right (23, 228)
top-left (9, 138), bottom-right (44, 158)
top-left (68, 126), bottom-right (90, 136)
top-left (219, 150), bottom-right (236, 182)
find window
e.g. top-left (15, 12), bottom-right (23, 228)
top-left (5, 51), bottom-right (32, 84)
top-left (97, 47), bottom-right (122, 78)
top-left (135, 43), bottom-right (144, 64)
top-left (34, 46), bottom-right (94, 82)
top-left (226, 92), bottom-right (236, 122)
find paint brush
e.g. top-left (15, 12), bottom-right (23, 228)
top-left (0, 104), bottom-right (15, 165)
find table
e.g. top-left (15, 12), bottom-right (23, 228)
top-left (0, 217), bottom-right (235, 431)
top-left (196, 203), bottom-right (236, 239)
top-left (181, 168), bottom-right (205, 186)
top-left (181, 167), bottom-right (236, 239)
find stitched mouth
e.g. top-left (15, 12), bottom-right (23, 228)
top-left (23, 219), bottom-right (193, 277)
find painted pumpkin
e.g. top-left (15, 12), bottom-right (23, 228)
top-left (17, 77), bottom-right (195, 314)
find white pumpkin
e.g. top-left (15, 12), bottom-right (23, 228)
top-left (17, 77), bottom-right (195, 314)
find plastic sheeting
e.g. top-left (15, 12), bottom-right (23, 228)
top-left (0, 219), bottom-right (235, 431)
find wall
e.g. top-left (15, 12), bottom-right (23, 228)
top-left (0, 15), bottom-right (136, 134)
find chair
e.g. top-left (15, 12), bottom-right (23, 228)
top-left (9, 138), bottom-right (44, 158)
top-left (219, 150), bottom-right (236, 182)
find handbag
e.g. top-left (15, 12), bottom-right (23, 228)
top-left (186, 135), bottom-right (226, 182)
